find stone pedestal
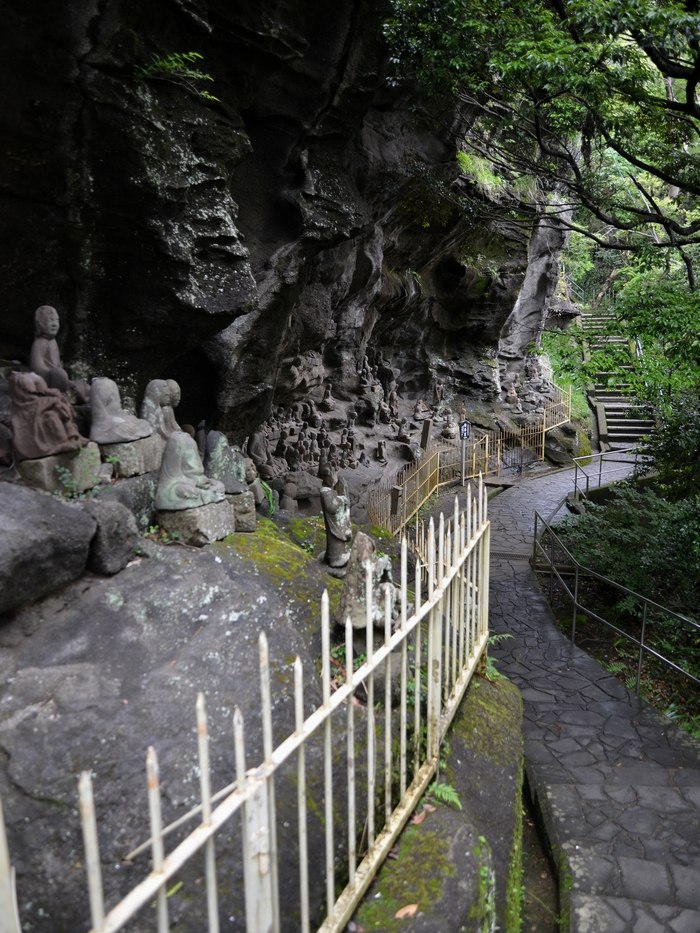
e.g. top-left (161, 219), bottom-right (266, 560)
top-left (156, 500), bottom-right (236, 547)
top-left (17, 442), bottom-right (103, 495)
top-left (100, 434), bottom-right (162, 478)
top-left (227, 491), bottom-right (256, 532)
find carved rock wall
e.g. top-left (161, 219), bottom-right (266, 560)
top-left (0, 0), bottom-right (559, 440)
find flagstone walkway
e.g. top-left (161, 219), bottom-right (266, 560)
top-left (482, 467), bottom-right (700, 932)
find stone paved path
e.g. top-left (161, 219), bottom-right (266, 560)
top-left (481, 467), bottom-right (700, 932)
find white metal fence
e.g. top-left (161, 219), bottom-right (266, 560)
top-left (1, 484), bottom-right (490, 933)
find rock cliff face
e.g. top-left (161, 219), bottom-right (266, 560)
top-left (0, 0), bottom-right (561, 439)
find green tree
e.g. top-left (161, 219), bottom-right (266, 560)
top-left (384, 0), bottom-right (700, 283)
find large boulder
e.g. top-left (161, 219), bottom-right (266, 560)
top-left (0, 483), bottom-right (96, 616)
top-left (79, 498), bottom-right (141, 575)
top-left (0, 529), bottom-right (346, 932)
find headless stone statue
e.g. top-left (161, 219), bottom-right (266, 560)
top-left (337, 531), bottom-right (400, 629)
top-left (29, 305), bottom-right (69, 393)
top-left (90, 377), bottom-right (153, 444)
top-left (321, 479), bottom-right (352, 569)
top-left (156, 431), bottom-right (225, 510)
top-left (140, 379), bottom-right (182, 443)
top-left (9, 371), bottom-right (87, 461)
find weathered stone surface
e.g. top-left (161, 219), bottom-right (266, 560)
top-left (0, 483), bottom-right (96, 615)
top-left (156, 500), bottom-right (236, 546)
top-left (79, 499), bottom-right (141, 575)
top-left (16, 441), bottom-right (103, 494)
top-left (0, 3), bottom-right (557, 442)
top-left (0, 536), bottom-right (338, 932)
top-left (92, 473), bottom-right (158, 531)
top-left (228, 490), bottom-right (256, 532)
top-left (545, 423), bottom-right (579, 465)
top-left (100, 433), bottom-right (162, 478)
top-left (285, 469), bottom-right (324, 500)
top-left (353, 677), bottom-right (524, 932)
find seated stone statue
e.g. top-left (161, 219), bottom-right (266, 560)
top-left (156, 431), bottom-right (225, 510)
top-left (9, 371), bottom-right (87, 461)
top-left (29, 305), bottom-right (70, 393)
top-left (321, 479), bottom-right (352, 569)
top-left (247, 426), bottom-right (286, 479)
top-left (90, 377), bottom-right (153, 444)
top-left (203, 430), bottom-right (247, 494)
top-left (140, 379), bottom-right (182, 443)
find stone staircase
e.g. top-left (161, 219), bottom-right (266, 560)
top-left (582, 313), bottom-right (655, 450)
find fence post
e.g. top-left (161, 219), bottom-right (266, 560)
top-left (571, 566), bottom-right (579, 645)
top-left (636, 604), bottom-right (648, 695)
top-left (0, 793), bottom-right (21, 933)
top-left (242, 773), bottom-right (274, 933)
top-left (426, 520), bottom-right (442, 761)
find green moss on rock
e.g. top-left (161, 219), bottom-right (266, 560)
top-left (355, 826), bottom-right (456, 931)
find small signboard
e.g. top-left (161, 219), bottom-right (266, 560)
top-left (459, 420), bottom-right (471, 440)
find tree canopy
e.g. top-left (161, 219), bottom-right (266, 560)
top-left (384, 0), bottom-right (700, 283)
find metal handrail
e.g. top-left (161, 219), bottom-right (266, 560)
top-left (572, 445), bottom-right (652, 500)
top-left (532, 511), bottom-right (699, 695)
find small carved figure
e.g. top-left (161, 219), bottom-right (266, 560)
top-left (9, 371), bottom-right (87, 461)
top-left (397, 418), bottom-right (412, 443)
top-left (248, 426), bottom-right (284, 479)
top-left (376, 440), bottom-right (388, 464)
top-left (156, 431), bottom-right (225, 510)
top-left (321, 479), bottom-right (352, 568)
top-left (89, 377), bottom-right (153, 444)
top-left (413, 398), bottom-right (432, 421)
top-left (307, 399), bottom-right (322, 428)
top-left (388, 389), bottom-right (399, 420)
top-left (441, 414), bottom-right (458, 439)
top-left (29, 305), bottom-right (70, 393)
top-left (320, 383), bottom-right (335, 412)
top-left (280, 480), bottom-right (298, 512)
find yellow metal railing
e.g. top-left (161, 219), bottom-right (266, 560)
top-left (367, 382), bottom-right (572, 535)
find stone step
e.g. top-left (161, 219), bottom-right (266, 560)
top-left (563, 848), bottom-right (700, 913)
top-left (606, 418), bottom-right (655, 427)
top-left (569, 894), bottom-right (700, 933)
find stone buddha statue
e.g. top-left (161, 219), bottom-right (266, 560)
top-left (9, 371), bottom-right (87, 461)
top-left (29, 305), bottom-right (70, 393)
top-left (156, 431), bottom-right (225, 510)
top-left (89, 377), bottom-right (153, 445)
top-left (140, 379), bottom-right (182, 444)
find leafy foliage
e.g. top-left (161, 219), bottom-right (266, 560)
top-left (384, 0), bottom-right (700, 277)
top-left (643, 389), bottom-right (700, 498)
top-left (134, 51), bottom-right (220, 102)
top-left (557, 486), bottom-right (700, 620)
top-left (427, 781), bottom-right (463, 810)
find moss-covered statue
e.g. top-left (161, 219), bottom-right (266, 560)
top-left (320, 477), bottom-right (352, 569)
top-left (156, 431), bottom-right (225, 510)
